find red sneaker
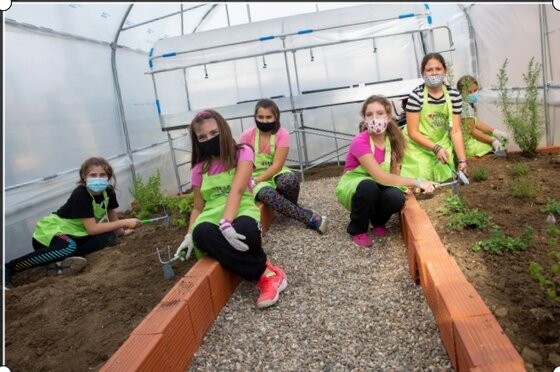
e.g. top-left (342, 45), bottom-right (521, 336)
top-left (353, 233), bottom-right (373, 248)
top-left (372, 225), bottom-right (389, 238)
top-left (256, 262), bottom-right (287, 309)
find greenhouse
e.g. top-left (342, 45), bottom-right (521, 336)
top-left (3, 2), bottom-right (560, 371)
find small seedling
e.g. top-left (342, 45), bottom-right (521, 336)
top-left (473, 225), bottom-right (533, 254)
top-left (510, 176), bottom-right (538, 198)
top-left (541, 197), bottom-right (560, 216)
top-left (447, 208), bottom-right (489, 230)
top-left (512, 162), bottom-right (529, 177)
top-left (472, 167), bottom-right (488, 182)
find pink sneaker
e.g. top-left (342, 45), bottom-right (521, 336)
top-left (353, 233), bottom-right (373, 248)
top-left (256, 262), bottom-right (287, 309)
top-left (372, 225), bottom-right (389, 238)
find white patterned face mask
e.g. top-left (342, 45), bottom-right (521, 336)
top-left (423, 74), bottom-right (446, 87)
top-left (366, 118), bottom-right (389, 135)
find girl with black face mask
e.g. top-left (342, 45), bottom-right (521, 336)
top-left (238, 99), bottom-right (328, 235)
top-left (174, 109), bottom-right (288, 309)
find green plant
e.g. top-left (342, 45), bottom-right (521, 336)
top-left (473, 225), bottom-right (533, 254)
top-left (447, 208), bottom-right (489, 230)
top-left (496, 57), bottom-right (544, 157)
top-left (541, 197), bottom-right (560, 216)
top-left (437, 193), bottom-right (467, 216)
top-left (529, 224), bottom-right (560, 301)
top-left (472, 167), bottom-right (488, 182)
top-left (163, 193), bottom-right (194, 228)
top-left (511, 162), bottom-right (529, 177)
top-left (510, 176), bottom-right (539, 198)
top-left (129, 170), bottom-right (166, 219)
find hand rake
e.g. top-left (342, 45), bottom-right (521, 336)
top-left (141, 206), bottom-right (170, 228)
top-left (155, 246), bottom-right (181, 279)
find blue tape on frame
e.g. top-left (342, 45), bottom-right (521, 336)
top-left (149, 60), bottom-right (153, 69)
top-left (162, 52), bottom-right (177, 58)
top-left (259, 35), bottom-right (275, 41)
top-left (156, 100), bottom-right (161, 114)
top-left (427, 15), bottom-right (433, 24)
top-left (298, 29), bottom-right (313, 34)
top-left (398, 13), bottom-right (414, 19)
top-left (149, 48), bottom-right (154, 57)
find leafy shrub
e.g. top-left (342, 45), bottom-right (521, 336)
top-left (164, 193), bottom-right (194, 228)
top-left (496, 57), bottom-right (544, 157)
top-left (473, 225), bottom-right (533, 254)
top-left (472, 167), bottom-right (488, 182)
top-left (129, 170), bottom-right (166, 219)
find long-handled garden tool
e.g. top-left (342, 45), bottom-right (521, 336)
top-left (141, 206), bottom-right (170, 228)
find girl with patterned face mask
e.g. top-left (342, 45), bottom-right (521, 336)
top-left (5, 157), bottom-right (142, 289)
top-left (399, 52), bottom-right (469, 183)
top-left (457, 75), bottom-right (509, 157)
top-left (335, 95), bottom-right (437, 248)
top-left (237, 99), bottom-right (328, 235)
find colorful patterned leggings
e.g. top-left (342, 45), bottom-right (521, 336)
top-left (6, 232), bottom-right (116, 273)
top-left (256, 172), bottom-right (313, 224)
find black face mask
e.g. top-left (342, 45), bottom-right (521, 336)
top-left (198, 135), bottom-right (221, 157)
top-left (255, 120), bottom-right (275, 133)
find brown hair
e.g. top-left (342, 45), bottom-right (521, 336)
top-left (78, 157), bottom-right (115, 188)
top-left (360, 95), bottom-right (406, 166)
top-left (254, 98), bottom-right (281, 134)
top-left (189, 109), bottom-right (249, 173)
top-left (421, 53), bottom-right (447, 74)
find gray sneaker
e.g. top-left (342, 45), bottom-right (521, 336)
top-left (46, 256), bottom-right (88, 276)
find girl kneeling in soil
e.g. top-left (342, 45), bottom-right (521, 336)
top-left (5, 157), bottom-right (142, 289)
top-left (174, 109), bottom-right (287, 309)
top-left (335, 95), bottom-right (437, 248)
top-left (238, 98), bottom-right (327, 234)
top-left (456, 75), bottom-right (509, 157)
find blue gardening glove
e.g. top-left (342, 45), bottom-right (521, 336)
top-left (174, 233), bottom-right (193, 261)
top-left (219, 219), bottom-right (249, 252)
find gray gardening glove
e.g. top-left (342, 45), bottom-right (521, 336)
top-left (219, 219), bottom-right (249, 252)
top-left (174, 233), bottom-right (193, 261)
top-left (492, 129), bottom-right (508, 141)
top-left (492, 139), bottom-right (505, 152)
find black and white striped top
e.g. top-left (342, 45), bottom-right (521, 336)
top-left (405, 84), bottom-right (463, 115)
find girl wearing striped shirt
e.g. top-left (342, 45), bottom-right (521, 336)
top-left (400, 53), bottom-right (468, 182)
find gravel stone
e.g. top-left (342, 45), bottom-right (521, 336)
top-left (188, 176), bottom-right (453, 371)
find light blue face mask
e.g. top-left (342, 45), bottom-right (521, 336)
top-left (466, 91), bottom-right (480, 104)
top-left (87, 177), bottom-right (109, 193)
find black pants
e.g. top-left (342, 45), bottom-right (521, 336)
top-left (6, 232), bottom-right (117, 273)
top-left (193, 216), bottom-right (267, 282)
top-left (347, 179), bottom-right (406, 236)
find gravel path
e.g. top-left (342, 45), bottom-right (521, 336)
top-left (189, 176), bottom-right (453, 371)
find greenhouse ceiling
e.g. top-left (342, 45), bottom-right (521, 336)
top-left (2, 2), bottom-right (379, 53)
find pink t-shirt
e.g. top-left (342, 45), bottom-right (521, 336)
top-left (343, 131), bottom-right (386, 172)
top-left (191, 145), bottom-right (254, 187)
top-left (238, 127), bottom-right (290, 154)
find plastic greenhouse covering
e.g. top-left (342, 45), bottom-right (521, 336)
top-left (3, 2), bottom-right (560, 262)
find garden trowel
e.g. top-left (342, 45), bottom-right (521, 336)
top-left (494, 138), bottom-right (507, 157)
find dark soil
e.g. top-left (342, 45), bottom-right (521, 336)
top-left (4, 152), bottom-right (560, 371)
top-left (418, 151), bottom-right (560, 371)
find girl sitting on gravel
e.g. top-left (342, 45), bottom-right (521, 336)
top-left (5, 157), bottom-right (141, 289)
top-left (336, 95), bottom-right (437, 248)
top-left (174, 109), bottom-right (287, 309)
top-left (238, 98), bottom-right (327, 235)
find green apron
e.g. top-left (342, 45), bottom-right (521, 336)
top-left (400, 85), bottom-right (455, 182)
top-left (33, 190), bottom-right (109, 247)
top-left (462, 116), bottom-right (493, 157)
top-left (191, 167), bottom-right (261, 259)
top-left (252, 129), bottom-right (292, 197)
top-left (336, 135), bottom-right (407, 211)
